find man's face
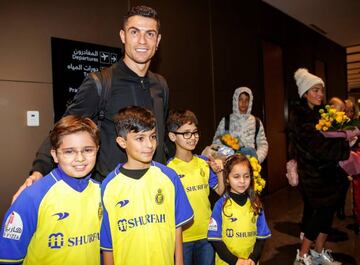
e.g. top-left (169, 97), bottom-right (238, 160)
top-left (120, 15), bottom-right (161, 66)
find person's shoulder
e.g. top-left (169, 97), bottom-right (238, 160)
top-left (13, 173), bottom-right (57, 208)
top-left (101, 164), bottom-right (122, 189)
top-left (151, 161), bottom-right (184, 187)
top-left (148, 70), bottom-right (166, 81)
top-left (213, 195), bottom-right (226, 208)
top-left (147, 71), bottom-right (168, 89)
top-left (27, 173), bottom-right (58, 198)
top-left (152, 161), bottom-right (178, 176)
top-left (196, 154), bottom-right (209, 162)
top-left (166, 156), bottom-right (176, 165)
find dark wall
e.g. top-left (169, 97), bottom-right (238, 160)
top-left (131, 0), bottom-right (214, 153)
top-left (260, 2), bottom-right (347, 107)
top-left (211, 0), bottom-right (263, 123)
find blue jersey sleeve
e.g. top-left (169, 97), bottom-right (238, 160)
top-left (99, 171), bottom-right (118, 252)
top-left (198, 155), bottom-right (218, 189)
top-left (208, 198), bottom-right (224, 241)
top-left (208, 168), bottom-right (218, 190)
top-left (0, 189), bottom-right (38, 264)
top-left (100, 203), bottom-right (113, 251)
top-left (256, 210), bottom-right (271, 239)
top-left (174, 173), bottom-right (194, 227)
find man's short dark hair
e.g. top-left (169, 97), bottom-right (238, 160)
top-left (114, 106), bottom-right (156, 138)
top-left (123, 5), bottom-right (160, 32)
top-left (167, 109), bottom-right (199, 132)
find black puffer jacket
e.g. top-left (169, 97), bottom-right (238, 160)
top-left (288, 101), bottom-right (350, 208)
top-left (31, 60), bottom-right (169, 182)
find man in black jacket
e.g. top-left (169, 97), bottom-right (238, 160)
top-left (13, 5), bottom-right (168, 200)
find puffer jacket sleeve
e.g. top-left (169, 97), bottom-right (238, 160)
top-left (255, 120), bottom-right (269, 163)
top-left (212, 117), bottom-right (226, 145)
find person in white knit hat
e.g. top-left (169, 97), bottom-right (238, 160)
top-left (288, 68), bottom-right (349, 265)
top-left (295, 68), bottom-right (325, 99)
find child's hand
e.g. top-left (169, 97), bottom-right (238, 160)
top-left (208, 156), bottom-right (223, 174)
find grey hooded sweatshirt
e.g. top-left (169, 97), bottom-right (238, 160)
top-left (212, 87), bottom-right (268, 163)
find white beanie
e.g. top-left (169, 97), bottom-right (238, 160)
top-left (294, 68), bottom-right (324, 98)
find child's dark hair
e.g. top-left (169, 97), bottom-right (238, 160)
top-left (166, 109), bottom-right (199, 132)
top-left (114, 106), bottom-right (156, 138)
top-left (123, 5), bottom-right (160, 32)
top-left (222, 154), bottom-right (262, 216)
top-left (50, 115), bottom-right (99, 150)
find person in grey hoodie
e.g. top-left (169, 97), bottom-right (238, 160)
top-left (212, 87), bottom-right (268, 163)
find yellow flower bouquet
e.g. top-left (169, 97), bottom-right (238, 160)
top-left (220, 133), bottom-right (241, 151)
top-left (248, 156), bottom-right (266, 193)
top-left (315, 105), bottom-right (359, 139)
top-left (315, 105), bottom-right (350, 132)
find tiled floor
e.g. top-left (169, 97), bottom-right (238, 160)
top-left (260, 186), bottom-right (360, 265)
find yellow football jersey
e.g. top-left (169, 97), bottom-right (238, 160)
top-left (208, 196), bottom-right (271, 265)
top-left (100, 162), bottom-right (193, 265)
top-left (0, 167), bottom-right (102, 265)
top-left (167, 155), bottom-right (218, 242)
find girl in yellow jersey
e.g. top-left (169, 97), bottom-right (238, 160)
top-left (208, 154), bottom-right (270, 265)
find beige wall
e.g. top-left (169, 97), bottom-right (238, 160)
top-left (0, 1), bottom-right (127, 218)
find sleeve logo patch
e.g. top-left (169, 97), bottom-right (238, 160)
top-left (3, 211), bottom-right (23, 240)
top-left (208, 217), bottom-right (218, 231)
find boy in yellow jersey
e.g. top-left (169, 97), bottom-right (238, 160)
top-left (100, 106), bottom-right (193, 265)
top-left (167, 109), bottom-right (225, 265)
top-left (0, 116), bottom-right (101, 265)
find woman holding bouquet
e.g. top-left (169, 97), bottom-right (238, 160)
top-left (289, 68), bottom-right (350, 265)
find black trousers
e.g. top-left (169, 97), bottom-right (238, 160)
top-left (301, 199), bottom-right (335, 241)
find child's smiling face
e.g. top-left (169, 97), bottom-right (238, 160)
top-left (51, 131), bottom-right (98, 178)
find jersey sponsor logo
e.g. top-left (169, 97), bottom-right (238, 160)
top-left (116, 199), bottom-right (129, 208)
top-left (48, 233), bottom-right (64, 249)
top-left (155, 189), bottom-right (164, 205)
top-left (236, 231), bottom-right (257, 238)
top-left (3, 211), bottom-right (23, 240)
top-left (53, 212), bottom-right (70, 220)
top-left (208, 217), bottom-right (218, 231)
top-left (117, 213), bottom-right (166, 232)
top-left (186, 183), bottom-right (208, 192)
top-left (230, 217), bottom-right (237, 222)
top-left (226, 228), bottom-right (234, 238)
top-left (48, 232), bottom-right (100, 249)
top-left (68, 232), bottom-right (100, 247)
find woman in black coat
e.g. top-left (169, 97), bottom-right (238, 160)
top-left (289, 68), bottom-right (350, 265)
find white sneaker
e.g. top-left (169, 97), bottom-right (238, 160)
top-left (310, 249), bottom-right (341, 265)
top-left (294, 249), bottom-right (313, 265)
